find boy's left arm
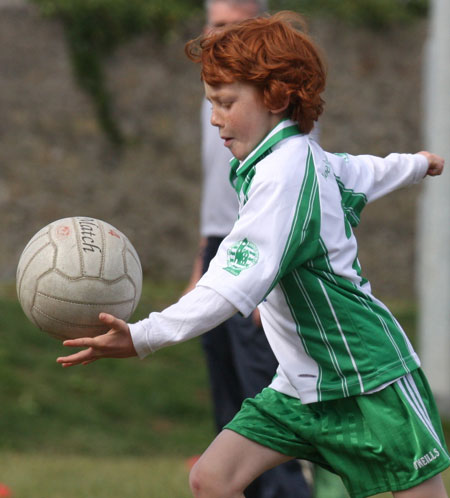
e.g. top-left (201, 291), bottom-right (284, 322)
top-left (417, 151), bottom-right (445, 176)
top-left (329, 150), bottom-right (444, 205)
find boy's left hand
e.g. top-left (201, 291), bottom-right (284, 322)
top-left (418, 151), bottom-right (445, 176)
top-left (56, 313), bottom-right (137, 367)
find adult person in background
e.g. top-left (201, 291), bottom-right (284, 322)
top-left (185, 1), bottom-right (312, 497)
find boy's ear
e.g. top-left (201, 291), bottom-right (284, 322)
top-left (270, 96), bottom-right (290, 115)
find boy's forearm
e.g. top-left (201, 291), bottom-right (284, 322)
top-left (129, 285), bottom-right (237, 358)
top-left (366, 152), bottom-right (428, 202)
top-left (338, 152), bottom-right (428, 204)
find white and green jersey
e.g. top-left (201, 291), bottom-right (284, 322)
top-left (198, 119), bottom-right (428, 404)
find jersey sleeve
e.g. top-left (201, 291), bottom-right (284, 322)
top-left (129, 286), bottom-right (237, 358)
top-left (198, 142), bottom-right (320, 317)
top-left (327, 151), bottom-right (428, 227)
top-left (331, 151), bottom-right (428, 202)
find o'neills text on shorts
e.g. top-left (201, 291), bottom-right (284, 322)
top-left (413, 448), bottom-right (440, 470)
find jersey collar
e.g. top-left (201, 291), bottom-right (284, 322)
top-left (229, 119), bottom-right (301, 194)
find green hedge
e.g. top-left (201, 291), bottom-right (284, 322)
top-left (277, 0), bottom-right (428, 29)
top-left (31, 0), bottom-right (203, 145)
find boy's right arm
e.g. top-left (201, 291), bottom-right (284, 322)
top-left (56, 286), bottom-right (238, 366)
top-left (57, 313), bottom-right (137, 367)
top-left (129, 286), bottom-right (237, 358)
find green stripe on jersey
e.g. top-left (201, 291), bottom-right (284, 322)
top-left (267, 147), bottom-right (321, 295)
top-left (335, 176), bottom-right (367, 229)
top-left (280, 267), bottom-right (420, 400)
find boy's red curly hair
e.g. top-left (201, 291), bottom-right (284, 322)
top-left (185, 11), bottom-right (326, 134)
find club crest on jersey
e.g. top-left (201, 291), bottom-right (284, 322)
top-left (224, 238), bottom-right (259, 276)
top-left (320, 158), bottom-right (331, 179)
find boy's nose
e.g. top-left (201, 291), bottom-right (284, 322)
top-left (210, 109), bottom-right (221, 128)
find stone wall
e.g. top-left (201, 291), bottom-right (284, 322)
top-left (0, 2), bottom-right (429, 299)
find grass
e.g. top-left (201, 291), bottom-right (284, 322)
top-left (0, 280), bottom-right (215, 456)
top-left (0, 452), bottom-right (194, 498)
top-left (0, 452), bottom-right (193, 498)
top-left (1, 281), bottom-right (450, 497)
top-left (1, 454), bottom-right (449, 498)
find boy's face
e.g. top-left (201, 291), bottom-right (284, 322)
top-left (205, 81), bottom-right (283, 161)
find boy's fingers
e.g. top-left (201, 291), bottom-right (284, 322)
top-left (82, 359), bottom-right (97, 366)
top-left (56, 314), bottom-right (133, 367)
top-left (60, 360), bottom-right (85, 368)
top-left (99, 312), bottom-right (115, 324)
top-left (99, 312), bottom-right (126, 331)
top-left (62, 337), bottom-right (97, 348)
top-left (56, 345), bottom-right (101, 364)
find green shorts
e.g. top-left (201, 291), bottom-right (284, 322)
top-left (225, 368), bottom-right (450, 498)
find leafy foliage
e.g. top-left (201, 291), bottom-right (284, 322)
top-left (273, 0), bottom-right (429, 29)
top-left (29, 0), bottom-right (428, 144)
top-left (30, 0), bottom-right (203, 145)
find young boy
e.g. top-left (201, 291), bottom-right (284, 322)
top-left (57, 11), bottom-right (448, 498)
top-left (187, 2), bottom-right (313, 497)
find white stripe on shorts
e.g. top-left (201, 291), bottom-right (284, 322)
top-left (397, 374), bottom-right (449, 458)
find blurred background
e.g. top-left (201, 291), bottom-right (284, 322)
top-left (0, 0), bottom-right (430, 295)
top-left (0, 0), bottom-right (448, 496)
